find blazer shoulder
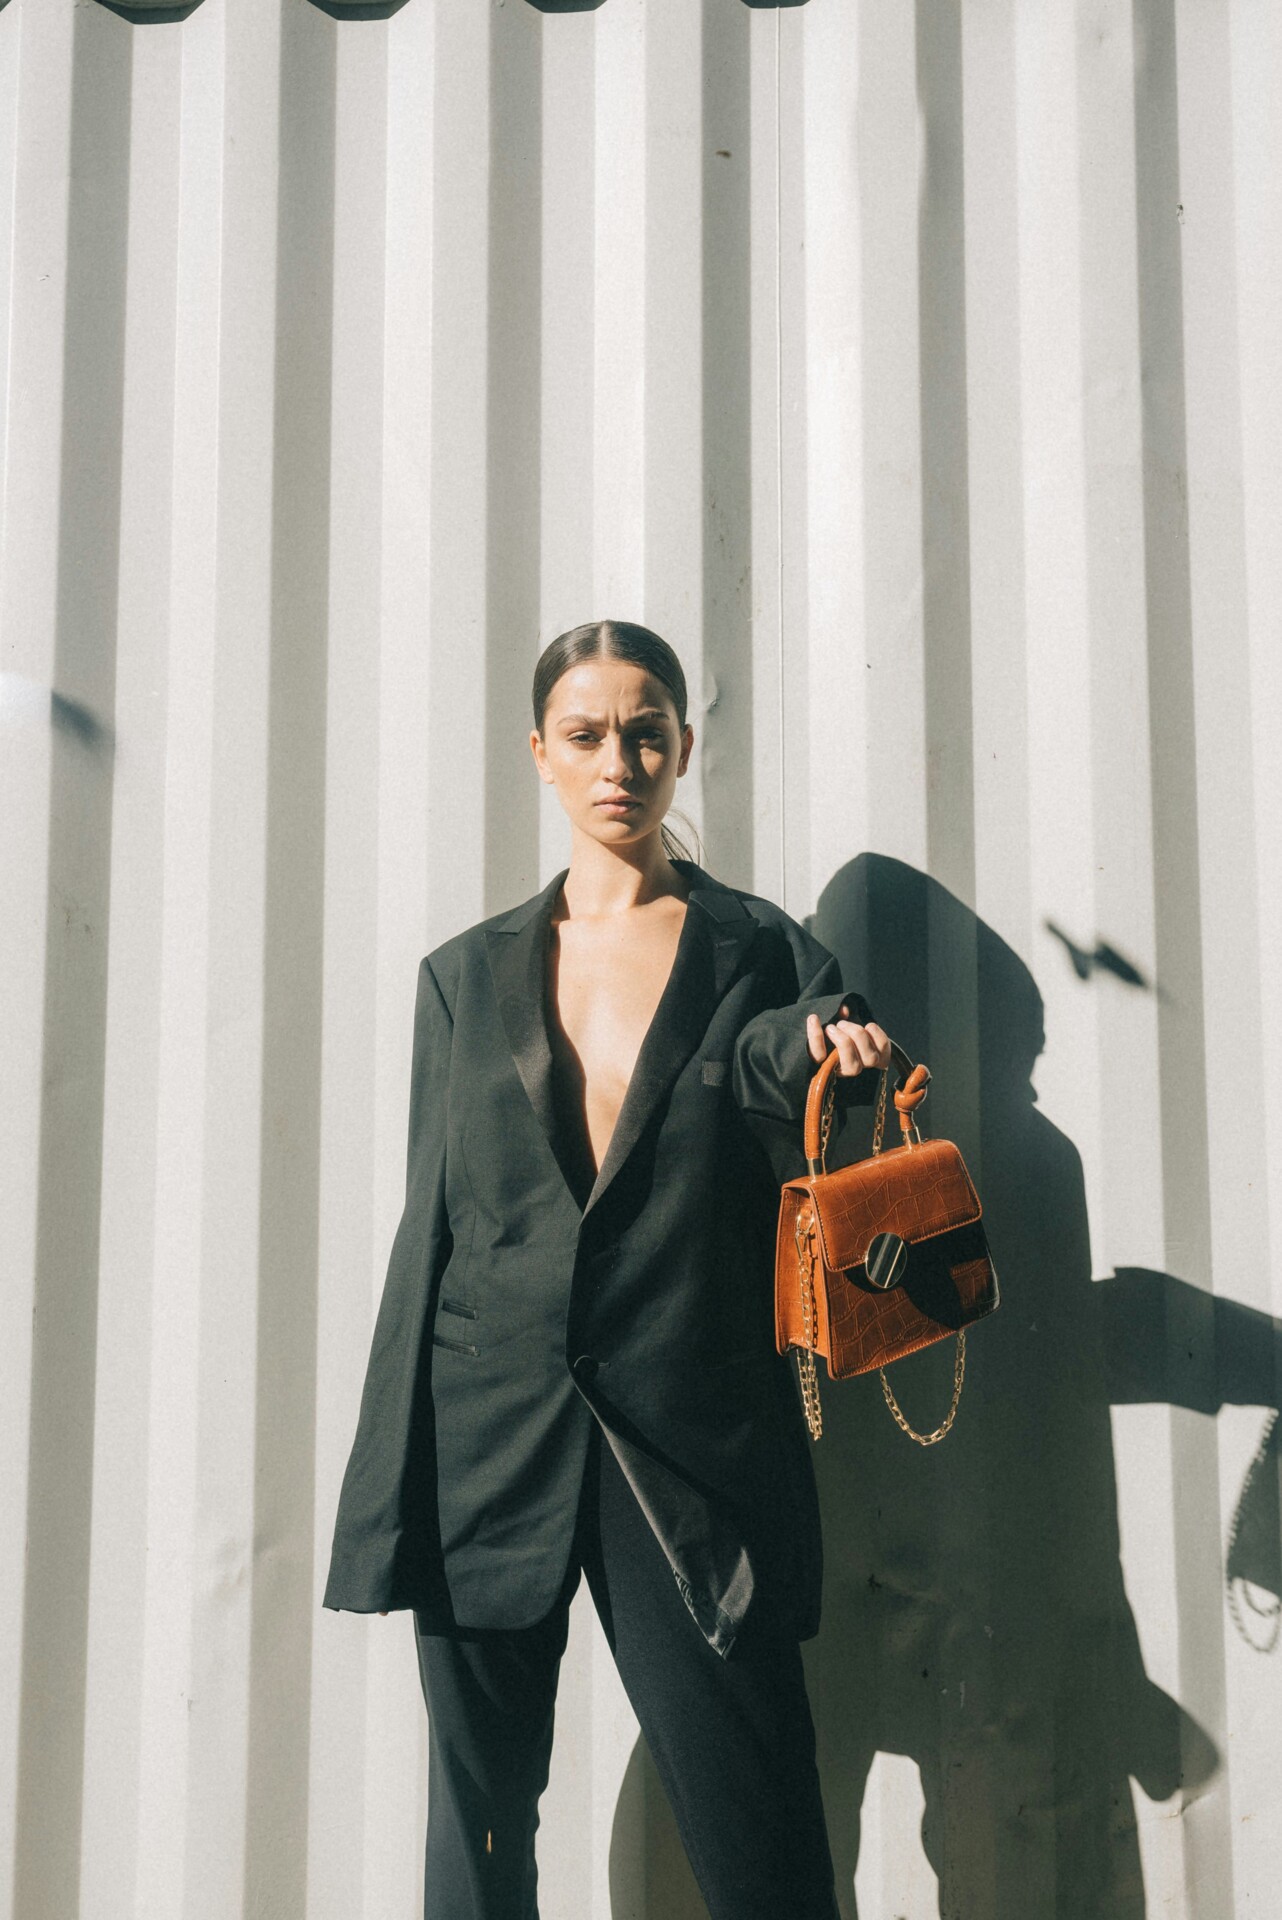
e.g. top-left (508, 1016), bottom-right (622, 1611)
top-left (709, 877), bottom-right (835, 981)
top-left (421, 930), bottom-right (475, 1016)
top-left (422, 892), bottom-right (540, 1012)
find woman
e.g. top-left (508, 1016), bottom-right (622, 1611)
top-left (323, 620), bottom-right (891, 1919)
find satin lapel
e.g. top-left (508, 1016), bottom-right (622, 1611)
top-left (483, 862), bottom-right (758, 1220)
top-left (483, 867), bottom-right (581, 1200)
top-left (581, 881), bottom-right (756, 1221)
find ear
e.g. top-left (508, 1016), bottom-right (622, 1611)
top-left (677, 722), bottom-right (694, 775)
top-left (529, 728), bottom-right (554, 784)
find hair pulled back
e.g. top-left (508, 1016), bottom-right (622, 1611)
top-left (532, 619), bottom-right (705, 870)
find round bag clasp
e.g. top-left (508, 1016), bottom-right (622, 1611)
top-left (864, 1231), bottom-right (908, 1291)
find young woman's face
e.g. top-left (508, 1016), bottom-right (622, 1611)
top-left (531, 657), bottom-right (694, 847)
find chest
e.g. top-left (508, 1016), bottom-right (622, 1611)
top-left (546, 906), bottom-right (687, 1171)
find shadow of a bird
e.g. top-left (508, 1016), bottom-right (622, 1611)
top-left (1044, 919), bottom-right (1149, 990)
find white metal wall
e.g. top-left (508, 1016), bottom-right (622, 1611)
top-left (1, 0), bottom-right (1279, 1915)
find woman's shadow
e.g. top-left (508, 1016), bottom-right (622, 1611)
top-left (610, 851), bottom-right (1281, 1918)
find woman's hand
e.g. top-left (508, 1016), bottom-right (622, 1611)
top-left (805, 1003), bottom-right (892, 1076)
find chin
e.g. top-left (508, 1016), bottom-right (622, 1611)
top-left (591, 814), bottom-right (652, 837)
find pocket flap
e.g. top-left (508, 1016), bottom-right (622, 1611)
top-left (805, 1137), bottom-right (982, 1273)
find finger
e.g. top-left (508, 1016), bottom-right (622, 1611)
top-left (864, 1021), bottom-right (892, 1068)
top-left (846, 1024), bottom-right (884, 1072)
top-left (824, 1022), bottom-right (862, 1075)
top-left (806, 1012), bottom-right (827, 1063)
top-left (827, 1021), bottom-right (886, 1075)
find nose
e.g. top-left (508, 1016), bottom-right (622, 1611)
top-left (602, 732), bottom-right (634, 781)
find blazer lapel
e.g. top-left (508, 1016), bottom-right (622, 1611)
top-left (483, 867), bottom-right (580, 1200)
top-left (484, 860), bottom-right (758, 1220)
top-left (581, 870), bottom-right (756, 1221)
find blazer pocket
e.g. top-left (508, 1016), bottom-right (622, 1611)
top-left (432, 1331), bottom-right (479, 1357)
top-left (438, 1295), bottom-right (477, 1320)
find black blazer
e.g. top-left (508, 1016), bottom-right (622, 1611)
top-left (322, 857), bottom-right (876, 1656)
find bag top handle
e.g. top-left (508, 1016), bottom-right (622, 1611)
top-left (803, 1035), bottom-right (930, 1171)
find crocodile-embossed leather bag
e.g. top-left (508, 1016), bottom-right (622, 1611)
top-left (774, 1040), bottom-right (999, 1445)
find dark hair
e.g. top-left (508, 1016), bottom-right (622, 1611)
top-left (532, 619), bottom-right (706, 869)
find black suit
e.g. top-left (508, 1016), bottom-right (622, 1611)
top-left (322, 856), bottom-right (876, 1657)
top-left (325, 857), bottom-right (878, 1917)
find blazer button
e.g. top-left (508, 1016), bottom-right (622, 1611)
top-left (572, 1354), bottom-right (599, 1383)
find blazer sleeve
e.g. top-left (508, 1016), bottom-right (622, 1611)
top-left (322, 956), bottom-right (454, 1612)
top-left (730, 926), bottom-right (879, 1133)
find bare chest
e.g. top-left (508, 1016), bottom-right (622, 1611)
top-left (547, 905), bottom-right (688, 1179)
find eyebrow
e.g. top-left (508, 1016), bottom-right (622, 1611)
top-left (556, 710), bottom-right (669, 727)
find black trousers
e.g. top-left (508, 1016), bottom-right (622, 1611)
top-left (412, 1417), bottom-right (841, 1920)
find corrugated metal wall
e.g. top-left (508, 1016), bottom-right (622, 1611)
top-left (2, 0), bottom-right (1279, 1915)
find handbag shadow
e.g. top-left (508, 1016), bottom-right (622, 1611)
top-left (798, 853), bottom-right (1234, 1920)
top-left (609, 852), bottom-right (1281, 1919)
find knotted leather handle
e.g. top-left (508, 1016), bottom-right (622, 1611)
top-left (803, 1035), bottom-right (930, 1169)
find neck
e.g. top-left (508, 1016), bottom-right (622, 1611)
top-left (559, 827), bottom-right (691, 919)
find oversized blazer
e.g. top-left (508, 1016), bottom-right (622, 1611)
top-left (322, 856), bottom-right (877, 1657)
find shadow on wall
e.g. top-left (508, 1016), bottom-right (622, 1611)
top-left (609, 851), bottom-right (1281, 1920)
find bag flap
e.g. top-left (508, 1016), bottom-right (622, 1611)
top-left (806, 1137), bottom-right (982, 1274)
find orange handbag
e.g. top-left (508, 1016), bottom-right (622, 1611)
top-left (774, 1040), bottom-right (999, 1445)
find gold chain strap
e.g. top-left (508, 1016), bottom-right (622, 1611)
top-left (871, 1061), bottom-right (967, 1445)
top-left (879, 1329), bottom-right (967, 1446)
top-left (794, 1059), bottom-right (865, 1440)
top-left (871, 1064), bottom-right (888, 1156)
top-left (795, 1068), bottom-right (889, 1442)
top-left (803, 1063), bottom-right (967, 1446)
top-left (794, 1203), bottom-right (823, 1440)
top-left (820, 1061), bottom-right (890, 1166)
